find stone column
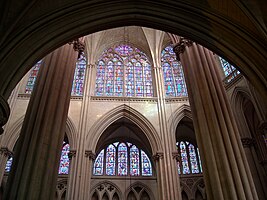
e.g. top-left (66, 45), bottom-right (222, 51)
top-left (174, 38), bottom-right (258, 200)
top-left (152, 152), bottom-right (164, 200)
top-left (3, 42), bottom-right (79, 200)
top-left (0, 96), bottom-right (10, 135)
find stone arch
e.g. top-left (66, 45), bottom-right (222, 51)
top-left (1, 1), bottom-right (267, 101)
top-left (180, 182), bottom-right (193, 200)
top-left (168, 104), bottom-right (193, 149)
top-left (90, 181), bottom-right (122, 200)
top-left (87, 104), bottom-right (162, 154)
top-left (125, 181), bottom-right (155, 200)
top-left (3, 115), bottom-right (77, 151)
top-left (191, 178), bottom-right (206, 200)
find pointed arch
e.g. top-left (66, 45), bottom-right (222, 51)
top-left (3, 115), bottom-right (77, 151)
top-left (86, 104), bottom-right (162, 154)
top-left (125, 181), bottom-right (155, 200)
top-left (90, 181), bottom-right (122, 200)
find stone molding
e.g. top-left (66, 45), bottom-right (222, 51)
top-left (0, 147), bottom-right (13, 157)
top-left (152, 152), bottom-right (163, 161)
top-left (241, 137), bottom-right (255, 148)
top-left (68, 150), bottom-right (77, 160)
top-left (91, 96), bottom-right (158, 103)
top-left (0, 95), bottom-right (10, 134)
top-left (85, 150), bottom-right (96, 160)
top-left (172, 152), bottom-right (180, 162)
top-left (173, 37), bottom-right (194, 61)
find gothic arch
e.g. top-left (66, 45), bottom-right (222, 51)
top-left (125, 181), bottom-right (155, 200)
top-left (87, 104), bottom-right (162, 154)
top-left (180, 182), bottom-right (193, 200)
top-left (1, 1), bottom-right (267, 101)
top-left (90, 181), bottom-right (122, 200)
top-left (168, 104), bottom-right (193, 148)
top-left (3, 115), bottom-right (77, 150)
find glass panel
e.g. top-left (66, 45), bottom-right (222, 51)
top-left (118, 143), bottom-right (127, 175)
top-left (189, 144), bottom-right (199, 173)
top-left (130, 145), bottom-right (140, 176)
top-left (219, 57), bottom-right (240, 82)
top-left (141, 150), bottom-right (152, 176)
top-left (72, 53), bottom-right (86, 95)
top-left (96, 44), bottom-right (153, 97)
top-left (58, 141), bottom-right (70, 174)
top-left (197, 148), bottom-right (203, 173)
top-left (93, 149), bottom-right (104, 175)
top-left (180, 141), bottom-right (190, 174)
top-left (25, 60), bottom-right (42, 94)
top-left (106, 144), bottom-right (116, 175)
top-left (161, 45), bottom-right (187, 97)
top-left (5, 157), bottom-right (13, 172)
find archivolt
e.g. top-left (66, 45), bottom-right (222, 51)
top-left (86, 104), bottom-right (162, 154)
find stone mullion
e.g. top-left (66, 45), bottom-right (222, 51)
top-left (174, 39), bottom-right (258, 200)
top-left (3, 43), bottom-right (78, 200)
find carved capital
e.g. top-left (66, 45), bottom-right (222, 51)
top-left (258, 121), bottom-right (267, 135)
top-left (0, 95), bottom-right (10, 134)
top-left (68, 150), bottom-right (76, 160)
top-left (152, 152), bottom-right (163, 161)
top-left (68, 38), bottom-right (85, 59)
top-left (173, 37), bottom-right (194, 61)
top-left (85, 150), bottom-right (95, 160)
top-left (0, 147), bottom-right (13, 157)
top-left (241, 137), bottom-right (255, 148)
top-left (172, 152), bottom-right (180, 162)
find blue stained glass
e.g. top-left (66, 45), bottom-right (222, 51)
top-left (106, 144), bottom-right (116, 175)
top-left (197, 148), bottom-right (203, 173)
top-left (25, 60), bottom-right (42, 94)
top-left (5, 157), bottom-right (13, 172)
top-left (58, 142), bottom-right (70, 174)
top-left (72, 53), bottom-right (86, 96)
top-left (118, 143), bottom-right (127, 175)
top-left (93, 149), bottom-right (104, 175)
top-left (141, 150), bottom-right (152, 176)
top-left (180, 142), bottom-right (190, 174)
top-left (130, 145), bottom-right (140, 176)
top-left (161, 45), bottom-right (187, 97)
top-left (219, 57), bottom-right (240, 82)
top-left (189, 144), bottom-right (199, 173)
top-left (95, 44), bottom-right (153, 97)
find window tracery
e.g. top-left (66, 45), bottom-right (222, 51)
top-left (71, 52), bottom-right (86, 95)
top-left (161, 45), bottom-right (187, 97)
top-left (93, 142), bottom-right (152, 176)
top-left (176, 141), bottom-right (202, 175)
top-left (95, 44), bottom-right (153, 97)
top-left (219, 57), bottom-right (240, 83)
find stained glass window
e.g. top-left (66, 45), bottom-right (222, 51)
top-left (5, 157), bottom-right (13, 172)
top-left (219, 57), bottom-right (240, 83)
top-left (5, 141), bottom-right (70, 174)
top-left (93, 142), bottom-right (152, 176)
top-left (118, 143), bottom-right (127, 175)
top-left (141, 150), bottom-right (152, 176)
top-left (72, 53), bottom-right (86, 95)
top-left (130, 145), bottom-right (140, 176)
top-left (95, 44), bottom-right (153, 97)
top-left (25, 60), bottom-right (42, 94)
top-left (106, 144), bottom-right (116, 175)
top-left (94, 149), bottom-right (104, 175)
top-left (176, 141), bottom-right (202, 175)
top-left (161, 45), bottom-right (187, 97)
top-left (58, 141), bottom-right (70, 174)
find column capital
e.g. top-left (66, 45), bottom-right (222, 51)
top-left (68, 150), bottom-right (77, 160)
top-left (85, 150), bottom-right (95, 160)
top-left (173, 37), bottom-right (194, 61)
top-left (0, 95), bottom-right (10, 134)
top-left (241, 137), bottom-right (255, 148)
top-left (258, 121), bottom-right (267, 135)
top-left (172, 152), bottom-right (180, 162)
top-left (152, 152), bottom-right (163, 161)
top-left (68, 38), bottom-right (85, 59)
top-left (0, 147), bottom-right (13, 157)
top-left (88, 64), bottom-right (95, 68)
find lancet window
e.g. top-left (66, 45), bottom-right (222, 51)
top-left (25, 60), bottom-right (42, 94)
top-left (95, 44), bottom-right (153, 97)
top-left (93, 142), bottom-right (152, 176)
top-left (219, 57), bottom-right (240, 83)
top-left (176, 141), bottom-right (202, 175)
top-left (161, 45), bottom-right (187, 97)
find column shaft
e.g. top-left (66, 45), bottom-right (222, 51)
top-left (3, 44), bottom-right (77, 200)
top-left (174, 40), bottom-right (258, 200)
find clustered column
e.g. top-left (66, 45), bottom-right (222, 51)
top-left (173, 38), bottom-right (258, 200)
top-left (3, 42), bottom-right (79, 200)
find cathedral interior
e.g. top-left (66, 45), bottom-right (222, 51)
top-left (0, 1), bottom-right (267, 200)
